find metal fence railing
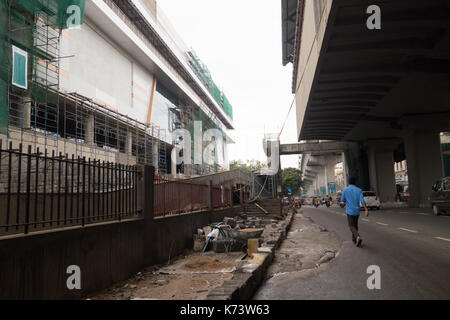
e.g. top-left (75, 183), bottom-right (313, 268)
top-left (0, 140), bottom-right (141, 236)
top-left (154, 178), bottom-right (231, 218)
top-left (212, 185), bottom-right (230, 208)
top-left (154, 179), bottom-right (208, 217)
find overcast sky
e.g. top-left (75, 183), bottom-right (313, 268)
top-left (158, 0), bottom-right (300, 168)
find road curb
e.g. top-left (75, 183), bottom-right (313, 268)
top-left (205, 209), bottom-right (295, 300)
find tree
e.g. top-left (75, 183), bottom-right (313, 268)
top-left (281, 167), bottom-right (303, 196)
top-left (229, 159), bottom-right (265, 174)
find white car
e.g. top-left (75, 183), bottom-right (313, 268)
top-left (362, 191), bottom-right (380, 210)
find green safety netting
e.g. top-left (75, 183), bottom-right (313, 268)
top-left (14, 0), bottom-right (85, 30)
top-left (0, 0), bottom-right (9, 134)
top-left (185, 106), bottom-right (223, 170)
top-left (0, 0), bottom-right (85, 134)
top-left (222, 94), bottom-right (233, 120)
top-left (187, 51), bottom-right (233, 120)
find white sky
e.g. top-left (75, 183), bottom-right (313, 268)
top-left (158, 0), bottom-right (300, 168)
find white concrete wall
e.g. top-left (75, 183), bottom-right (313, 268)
top-left (55, 2), bottom-right (231, 174)
top-left (60, 20), bottom-right (134, 118)
top-left (131, 63), bottom-right (155, 123)
top-left (60, 20), bottom-right (156, 126)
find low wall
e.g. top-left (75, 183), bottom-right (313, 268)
top-left (148, 206), bottom-right (238, 266)
top-left (0, 218), bottom-right (144, 299)
top-left (0, 164), bottom-right (240, 299)
top-left (0, 205), bottom-right (238, 299)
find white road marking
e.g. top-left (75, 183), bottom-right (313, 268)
top-left (416, 213), bottom-right (429, 216)
top-left (434, 237), bottom-right (450, 242)
top-left (362, 218), bottom-right (370, 222)
top-left (400, 212), bottom-right (408, 213)
top-left (376, 222), bottom-right (389, 226)
top-left (399, 227), bottom-right (417, 233)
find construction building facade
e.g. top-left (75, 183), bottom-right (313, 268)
top-left (0, 0), bottom-right (235, 178)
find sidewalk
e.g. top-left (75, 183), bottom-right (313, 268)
top-left (254, 209), bottom-right (342, 299)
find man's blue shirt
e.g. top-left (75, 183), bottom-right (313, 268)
top-left (341, 184), bottom-right (366, 216)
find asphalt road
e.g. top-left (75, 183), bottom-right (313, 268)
top-left (254, 205), bottom-right (450, 299)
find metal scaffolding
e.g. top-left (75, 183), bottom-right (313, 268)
top-left (1, 0), bottom-right (169, 174)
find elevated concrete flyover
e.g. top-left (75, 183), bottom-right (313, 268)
top-left (280, 141), bottom-right (349, 196)
top-left (282, 0), bottom-right (450, 206)
top-left (280, 141), bottom-right (349, 155)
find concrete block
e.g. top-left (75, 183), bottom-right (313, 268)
top-left (193, 234), bottom-right (205, 252)
top-left (257, 247), bottom-right (272, 254)
top-left (241, 263), bottom-right (259, 273)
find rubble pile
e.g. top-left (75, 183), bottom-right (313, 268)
top-left (193, 214), bottom-right (281, 254)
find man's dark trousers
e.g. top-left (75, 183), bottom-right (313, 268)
top-left (347, 214), bottom-right (360, 241)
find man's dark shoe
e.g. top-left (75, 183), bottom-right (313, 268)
top-left (356, 236), bottom-right (362, 247)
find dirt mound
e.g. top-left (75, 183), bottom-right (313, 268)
top-left (183, 256), bottom-right (235, 271)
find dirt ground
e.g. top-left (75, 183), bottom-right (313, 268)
top-left (89, 252), bottom-right (240, 300)
top-left (89, 215), bottom-right (289, 300)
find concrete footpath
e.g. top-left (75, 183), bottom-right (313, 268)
top-left (254, 209), bottom-right (341, 299)
top-left (205, 209), bottom-right (296, 300)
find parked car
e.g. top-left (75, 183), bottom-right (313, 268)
top-left (361, 191), bottom-right (380, 210)
top-left (430, 177), bottom-right (450, 215)
top-left (401, 192), bottom-right (410, 201)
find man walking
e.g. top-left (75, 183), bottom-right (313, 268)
top-left (340, 177), bottom-right (368, 247)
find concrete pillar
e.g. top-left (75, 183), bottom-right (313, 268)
top-left (22, 99), bottom-right (32, 129)
top-left (171, 146), bottom-right (177, 177)
top-left (341, 152), bottom-right (348, 188)
top-left (223, 141), bottom-right (229, 170)
top-left (152, 140), bottom-right (159, 173)
top-left (345, 142), bottom-right (371, 190)
top-left (316, 165), bottom-right (326, 195)
top-left (125, 131), bottom-right (133, 156)
top-left (84, 112), bottom-right (95, 145)
top-left (404, 132), bottom-right (443, 207)
top-left (313, 174), bottom-right (317, 195)
top-left (322, 165), bottom-right (328, 195)
top-left (366, 139), bottom-right (400, 203)
top-left (20, 94), bottom-right (33, 129)
top-left (325, 157), bottom-right (337, 195)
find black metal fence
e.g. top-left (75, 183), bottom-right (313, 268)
top-left (0, 140), bottom-right (141, 236)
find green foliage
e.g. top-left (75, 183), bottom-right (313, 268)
top-left (281, 167), bottom-right (303, 196)
top-left (229, 159), bottom-right (265, 174)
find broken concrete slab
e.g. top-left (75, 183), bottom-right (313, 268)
top-left (206, 209), bottom-right (295, 300)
